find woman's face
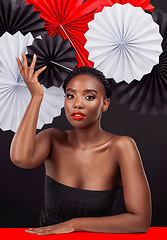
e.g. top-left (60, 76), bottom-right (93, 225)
top-left (64, 74), bottom-right (110, 129)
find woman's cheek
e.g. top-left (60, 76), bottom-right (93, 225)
top-left (64, 102), bottom-right (71, 120)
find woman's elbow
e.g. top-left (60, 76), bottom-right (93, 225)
top-left (10, 150), bottom-right (22, 166)
top-left (141, 219), bottom-right (151, 233)
top-left (10, 153), bottom-right (34, 169)
top-left (136, 213), bottom-right (152, 233)
top-left (139, 222), bottom-right (150, 233)
top-left (10, 151), bottom-right (20, 166)
top-left (10, 155), bottom-right (26, 168)
top-left (138, 225), bottom-right (150, 233)
top-left (10, 147), bottom-right (22, 166)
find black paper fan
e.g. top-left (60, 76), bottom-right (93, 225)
top-left (26, 34), bottom-right (78, 88)
top-left (109, 9), bottom-right (167, 116)
top-left (0, 0), bottom-right (46, 37)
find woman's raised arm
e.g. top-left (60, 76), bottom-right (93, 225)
top-left (10, 53), bottom-right (51, 169)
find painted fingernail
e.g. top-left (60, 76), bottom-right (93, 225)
top-left (33, 54), bottom-right (36, 59)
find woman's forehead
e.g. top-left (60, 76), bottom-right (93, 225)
top-left (66, 74), bottom-right (104, 91)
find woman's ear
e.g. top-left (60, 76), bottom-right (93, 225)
top-left (101, 98), bottom-right (110, 112)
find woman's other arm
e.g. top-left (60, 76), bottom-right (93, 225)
top-left (72, 136), bottom-right (152, 233)
top-left (10, 53), bottom-right (51, 169)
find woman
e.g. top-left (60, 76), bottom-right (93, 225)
top-left (10, 53), bottom-right (151, 235)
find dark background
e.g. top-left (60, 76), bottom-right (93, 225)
top-left (0, 0), bottom-right (167, 227)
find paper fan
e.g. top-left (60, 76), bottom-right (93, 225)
top-left (25, 0), bottom-right (108, 67)
top-left (0, 0), bottom-right (46, 37)
top-left (109, 9), bottom-right (167, 115)
top-left (0, 32), bottom-right (64, 132)
top-left (26, 34), bottom-right (78, 88)
top-left (96, 0), bottom-right (154, 12)
top-left (85, 3), bottom-right (163, 83)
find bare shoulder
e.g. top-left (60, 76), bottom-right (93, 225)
top-left (112, 135), bottom-right (136, 148)
top-left (111, 135), bottom-right (140, 165)
top-left (35, 128), bottom-right (68, 162)
top-left (36, 127), bottom-right (67, 141)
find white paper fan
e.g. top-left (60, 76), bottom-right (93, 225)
top-left (85, 3), bottom-right (163, 83)
top-left (0, 32), bottom-right (64, 132)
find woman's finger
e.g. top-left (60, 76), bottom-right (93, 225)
top-left (21, 52), bottom-right (28, 70)
top-left (16, 57), bottom-right (24, 78)
top-left (37, 230), bottom-right (53, 235)
top-left (27, 225), bottom-right (52, 231)
top-left (27, 228), bottom-right (57, 235)
top-left (25, 229), bottom-right (40, 234)
top-left (34, 66), bottom-right (47, 78)
top-left (26, 226), bottom-right (52, 234)
top-left (29, 54), bottom-right (37, 76)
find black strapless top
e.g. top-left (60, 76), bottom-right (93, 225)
top-left (39, 175), bottom-right (121, 227)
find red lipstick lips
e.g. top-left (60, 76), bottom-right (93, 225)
top-left (71, 112), bottom-right (85, 120)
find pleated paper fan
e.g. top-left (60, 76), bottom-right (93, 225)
top-left (26, 34), bottom-right (78, 88)
top-left (0, 31), bottom-right (34, 84)
top-left (109, 9), bottom-right (167, 115)
top-left (25, 0), bottom-right (107, 67)
top-left (152, 9), bottom-right (167, 38)
top-left (0, 82), bottom-right (64, 132)
top-left (0, 0), bottom-right (46, 37)
top-left (96, 0), bottom-right (154, 12)
top-left (0, 32), bottom-right (64, 132)
top-left (85, 3), bottom-right (163, 83)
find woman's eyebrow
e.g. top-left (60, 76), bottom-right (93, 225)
top-left (66, 88), bottom-right (97, 94)
top-left (66, 88), bottom-right (76, 92)
top-left (83, 89), bottom-right (97, 94)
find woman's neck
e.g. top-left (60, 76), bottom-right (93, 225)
top-left (71, 121), bottom-right (106, 149)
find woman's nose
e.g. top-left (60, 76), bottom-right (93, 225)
top-left (73, 96), bottom-right (83, 109)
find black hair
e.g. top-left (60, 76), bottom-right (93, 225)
top-left (63, 66), bottom-right (112, 98)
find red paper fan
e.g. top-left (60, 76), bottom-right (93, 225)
top-left (97, 0), bottom-right (154, 12)
top-left (25, 0), bottom-right (109, 67)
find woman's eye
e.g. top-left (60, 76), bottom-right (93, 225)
top-left (66, 94), bottom-right (74, 99)
top-left (85, 95), bottom-right (95, 100)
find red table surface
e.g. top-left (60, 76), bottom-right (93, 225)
top-left (0, 227), bottom-right (166, 239)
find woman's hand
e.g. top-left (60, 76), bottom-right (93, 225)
top-left (25, 219), bottom-right (77, 235)
top-left (16, 53), bottom-right (46, 98)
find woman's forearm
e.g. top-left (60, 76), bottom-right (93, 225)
top-left (10, 95), bottom-right (43, 163)
top-left (73, 213), bottom-right (150, 233)
top-left (10, 53), bottom-right (47, 167)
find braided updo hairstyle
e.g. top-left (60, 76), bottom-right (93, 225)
top-left (63, 66), bottom-right (112, 98)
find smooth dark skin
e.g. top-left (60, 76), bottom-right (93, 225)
top-left (10, 53), bottom-right (151, 235)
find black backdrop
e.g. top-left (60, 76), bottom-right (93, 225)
top-left (0, 0), bottom-right (167, 227)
